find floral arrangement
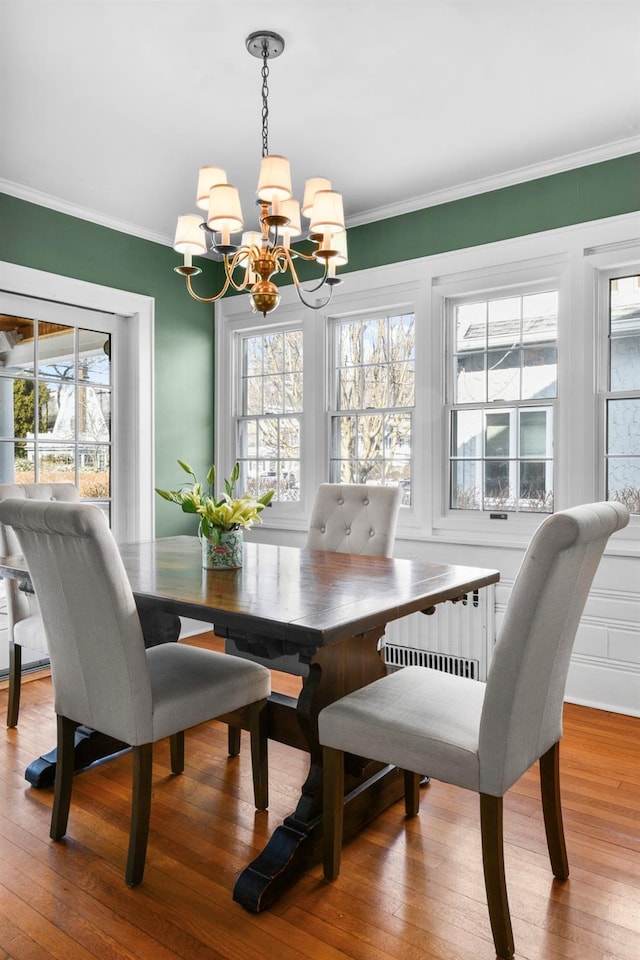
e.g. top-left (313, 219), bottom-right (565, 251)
top-left (156, 460), bottom-right (274, 544)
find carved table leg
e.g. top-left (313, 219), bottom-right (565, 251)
top-left (233, 626), bottom-right (406, 912)
top-left (24, 606), bottom-right (181, 788)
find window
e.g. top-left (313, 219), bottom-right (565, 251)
top-left (330, 312), bottom-right (414, 503)
top-left (605, 272), bottom-right (640, 513)
top-left (236, 327), bottom-right (303, 502)
top-left (448, 289), bottom-right (557, 513)
top-left (0, 315), bottom-right (112, 519)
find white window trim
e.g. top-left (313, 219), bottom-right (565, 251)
top-left (0, 261), bottom-right (154, 542)
top-left (216, 211), bottom-right (640, 552)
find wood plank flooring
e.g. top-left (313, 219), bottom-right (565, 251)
top-left (0, 632), bottom-right (638, 960)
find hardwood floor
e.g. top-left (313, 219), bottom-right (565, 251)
top-left (0, 633), bottom-right (638, 960)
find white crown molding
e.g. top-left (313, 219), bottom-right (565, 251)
top-left (0, 178), bottom-right (170, 247)
top-left (2, 135), bottom-right (639, 243)
top-left (346, 136), bottom-right (640, 229)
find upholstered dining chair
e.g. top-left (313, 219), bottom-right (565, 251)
top-left (224, 482), bottom-right (402, 751)
top-left (318, 501), bottom-right (629, 960)
top-left (0, 498), bottom-right (271, 887)
top-left (0, 482), bottom-right (80, 727)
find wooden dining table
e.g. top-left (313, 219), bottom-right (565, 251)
top-left (1, 535), bottom-right (499, 912)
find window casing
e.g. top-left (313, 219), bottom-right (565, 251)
top-left (603, 270), bottom-right (640, 514)
top-left (329, 312), bottom-right (415, 503)
top-left (447, 287), bottom-right (558, 514)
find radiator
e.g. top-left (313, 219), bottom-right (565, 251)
top-left (383, 585), bottom-right (495, 681)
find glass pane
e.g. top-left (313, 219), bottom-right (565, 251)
top-left (0, 315), bottom-right (35, 375)
top-left (0, 441), bottom-right (34, 484)
top-left (357, 414), bottom-right (384, 460)
top-left (333, 459), bottom-right (359, 484)
top-left (363, 364), bottom-right (388, 409)
top-left (456, 302), bottom-right (486, 352)
top-left (280, 417), bottom-right (300, 459)
top-left (389, 361), bottom-right (414, 407)
top-left (263, 333), bottom-right (284, 373)
top-left (520, 410), bottom-right (549, 457)
top-left (485, 412), bottom-right (511, 457)
top-left (78, 329), bottom-right (111, 385)
top-left (78, 385), bottom-right (111, 442)
top-left (362, 318), bottom-right (387, 364)
top-left (263, 376), bottom-right (283, 413)
top-left (522, 346), bottom-right (557, 399)
top-left (522, 291), bottom-right (558, 341)
top-left (610, 335), bottom-right (640, 391)
top-left (390, 314), bottom-right (415, 361)
top-left (284, 330), bottom-right (303, 372)
top-left (384, 413), bottom-right (411, 460)
top-left (78, 445), bottom-right (110, 498)
top-left (337, 367), bottom-right (360, 410)
top-left (41, 383), bottom-right (75, 441)
top-left (238, 461), bottom-right (258, 496)
top-left (37, 323), bottom-right (75, 379)
top-left (283, 372), bottom-right (303, 413)
top-left (456, 352), bottom-right (485, 403)
top-left (484, 460), bottom-right (513, 507)
top-left (451, 409), bottom-right (482, 458)
top-left (519, 461), bottom-right (549, 501)
top-left (488, 347), bottom-right (521, 402)
top-left (238, 419), bottom-right (257, 458)
top-left (0, 378), bottom-right (35, 439)
top-left (243, 376), bottom-right (263, 416)
top-left (607, 399), bottom-right (640, 456)
top-left (607, 457), bottom-right (640, 513)
top-left (278, 460), bottom-right (300, 501)
top-left (451, 460), bottom-right (481, 510)
top-left (258, 418), bottom-right (278, 458)
top-left (338, 322), bottom-right (360, 366)
top-left (38, 443), bottom-right (75, 484)
top-left (487, 297), bottom-right (521, 347)
top-left (243, 336), bottom-right (263, 377)
top-left (357, 461), bottom-right (383, 484)
top-left (333, 416), bottom-right (357, 460)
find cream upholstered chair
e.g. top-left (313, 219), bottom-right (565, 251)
top-left (224, 482), bottom-right (402, 751)
top-left (0, 498), bottom-right (271, 887)
top-left (0, 482), bottom-right (79, 727)
top-left (318, 501), bottom-right (629, 960)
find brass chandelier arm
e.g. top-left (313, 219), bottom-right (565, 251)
top-left (185, 271), bottom-right (234, 304)
top-left (280, 248), bottom-right (334, 309)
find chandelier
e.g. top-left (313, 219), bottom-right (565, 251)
top-left (173, 30), bottom-right (348, 317)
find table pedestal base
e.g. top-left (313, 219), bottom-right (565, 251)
top-left (233, 763), bottom-right (405, 912)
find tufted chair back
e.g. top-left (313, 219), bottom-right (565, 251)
top-left (306, 483), bottom-right (401, 556)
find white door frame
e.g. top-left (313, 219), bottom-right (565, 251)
top-left (0, 261), bottom-right (155, 541)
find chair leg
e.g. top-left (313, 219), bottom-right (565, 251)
top-left (126, 743), bottom-right (153, 887)
top-left (404, 770), bottom-right (421, 817)
top-left (228, 723), bottom-right (242, 757)
top-left (6, 640), bottom-right (22, 728)
top-left (248, 700), bottom-right (268, 811)
top-left (50, 714), bottom-right (79, 840)
top-left (539, 741), bottom-right (569, 880)
top-left (480, 793), bottom-right (515, 960)
top-left (169, 731), bottom-right (185, 774)
top-left (322, 745), bottom-right (344, 881)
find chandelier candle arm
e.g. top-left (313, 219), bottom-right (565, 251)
top-left (172, 29), bottom-right (347, 316)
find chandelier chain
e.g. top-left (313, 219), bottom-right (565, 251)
top-left (261, 39), bottom-right (270, 159)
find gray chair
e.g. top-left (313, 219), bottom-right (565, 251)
top-left (0, 498), bottom-right (271, 887)
top-left (0, 482), bottom-right (79, 727)
top-left (224, 482), bottom-right (402, 751)
top-left (318, 501), bottom-right (629, 960)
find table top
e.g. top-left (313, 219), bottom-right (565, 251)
top-left (1, 535), bottom-right (499, 650)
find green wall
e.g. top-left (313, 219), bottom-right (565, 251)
top-left (1, 153), bottom-right (638, 534)
top-left (0, 193), bottom-right (218, 536)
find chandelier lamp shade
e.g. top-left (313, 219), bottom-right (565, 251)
top-left (173, 31), bottom-right (348, 317)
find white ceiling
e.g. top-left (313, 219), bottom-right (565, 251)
top-left (2, 1), bottom-right (639, 247)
